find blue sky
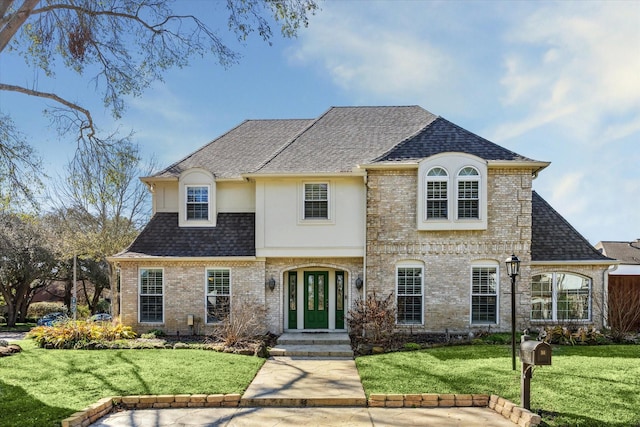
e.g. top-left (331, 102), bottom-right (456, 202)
top-left (0, 0), bottom-right (638, 244)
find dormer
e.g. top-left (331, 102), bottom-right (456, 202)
top-left (417, 153), bottom-right (488, 231)
top-left (179, 168), bottom-right (216, 227)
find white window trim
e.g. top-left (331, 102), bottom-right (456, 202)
top-left (204, 267), bottom-right (232, 324)
top-left (178, 168), bottom-right (216, 227)
top-left (456, 166), bottom-right (481, 221)
top-left (395, 262), bottom-right (425, 326)
top-left (138, 267), bottom-right (164, 324)
top-left (530, 272), bottom-right (592, 323)
top-left (469, 263), bottom-right (500, 326)
top-left (185, 184), bottom-right (211, 222)
top-left (299, 181), bottom-right (335, 224)
top-left (425, 167), bottom-right (449, 221)
top-left (417, 153), bottom-right (487, 231)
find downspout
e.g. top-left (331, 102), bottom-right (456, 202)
top-left (602, 264), bottom-right (619, 328)
top-left (362, 173), bottom-right (368, 304)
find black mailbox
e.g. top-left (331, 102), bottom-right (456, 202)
top-left (520, 340), bottom-right (552, 366)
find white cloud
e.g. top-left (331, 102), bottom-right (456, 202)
top-left (496, 2), bottom-right (640, 145)
top-left (288, 4), bottom-right (453, 101)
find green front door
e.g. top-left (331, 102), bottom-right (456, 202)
top-left (304, 271), bottom-right (329, 329)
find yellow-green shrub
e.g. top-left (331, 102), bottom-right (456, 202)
top-left (28, 320), bottom-right (136, 349)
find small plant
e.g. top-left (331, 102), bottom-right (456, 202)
top-left (141, 328), bottom-right (165, 339)
top-left (403, 342), bottom-right (421, 351)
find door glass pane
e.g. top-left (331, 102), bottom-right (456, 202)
top-left (318, 274), bottom-right (325, 311)
top-left (307, 275), bottom-right (315, 311)
top-left (289, 273), bottom-right (297, 311)
top-left (337, 274), bottom-right (344, 310)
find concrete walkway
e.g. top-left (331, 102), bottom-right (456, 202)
top-left (92, 356), bottom-right (518, 427)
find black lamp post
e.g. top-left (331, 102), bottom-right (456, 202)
top-left (505, 254), bottom-right (521, 371)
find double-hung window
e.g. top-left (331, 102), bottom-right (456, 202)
top-left (397, 266), bottom-right (423, 325)
top-left (425, 167), bottom-right (448, 220)
top-left (139, 268), bottom-right (163, 323)
top-left (206, 269), bottom-right (230, 323)
top-left (304, 183), bottom-right (328, 219)
top-left (457, 167), bottom-right (479, 219)
top-left (531, 273), bottom-right (591, 321)
top-left (471, 266), bottom-right (498, 324)
top-left (186, 186), bottom-right (209, 220)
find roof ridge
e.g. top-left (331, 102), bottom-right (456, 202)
top-left (372, 114), bottom-right (440, 162)
top-left (252, 107), bottom-right (335, 173)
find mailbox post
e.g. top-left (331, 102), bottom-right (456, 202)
top-left (519, 339), bottom-right (552, 410)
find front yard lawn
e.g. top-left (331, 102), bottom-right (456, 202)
top-left (356, 344), bottom-right (640, 427)
top-left (0, 340), bottom-right (264, 427)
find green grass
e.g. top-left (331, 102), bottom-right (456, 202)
top-left (356, 344), bottom-right (640, 427)
top-left (0, 323), bottom-right (35, 333)
top-left (0, 340), bottom-right (264, 427)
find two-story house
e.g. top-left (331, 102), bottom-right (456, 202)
top-left (110, 106), bottom-right (613, 336)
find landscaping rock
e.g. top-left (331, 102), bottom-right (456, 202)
top-left (0, 343), bottom-right (22, 357)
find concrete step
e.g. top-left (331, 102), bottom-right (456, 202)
top-left (277, 332), bottom-right (351, 346)
top-left (271, 333), bottom-right (354, 358)
top-left (269, 344), bottom-right (353, 358)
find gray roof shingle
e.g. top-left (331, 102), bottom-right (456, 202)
top-left (375, 117), bottom-right (536, 162)
top-left (119, 212), bottom-right (255, 258)
top-left (152, 119), bottom-right (314, 179)
top-left (595, 241), bottom-right (640, 264)
top-left (531, 191), bottom-right (612, 262)
top-left (255, 106), bottom-right (438, 174)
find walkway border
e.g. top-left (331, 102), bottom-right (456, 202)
top-left (61, 393), bottom-right (541, 427)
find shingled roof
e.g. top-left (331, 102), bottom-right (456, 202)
top-left (531, 191), bottom-right (612, 262)
top-left (117, 213), bottom-right (255, 258)
top-left (595, 241), bottom-right (640, 264)
top-left (375, 117), bottom-right (536, 162)
top-left (255, 106), bottom-right (437, 174)
top-left (151, 119), bottom-right (314, 180)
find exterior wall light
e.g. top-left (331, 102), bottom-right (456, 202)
top-left (267, 277), bottom-right (276, 291)
top-left (355, 275), bottom-right (363, 290)
top-left (505, 254), bottom-right (521, 371)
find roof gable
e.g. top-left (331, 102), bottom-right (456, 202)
top-left (375, 117), bottom-right (535, 163)
top-left (531, 191), bottom-right (612, 262)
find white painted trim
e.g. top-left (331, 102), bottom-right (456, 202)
top-left (469, 262), bottom-right (500, 326)
top-left (138, 267), bottom-right (165, 324)
top-left (395, 261), bottom-right (425, 326)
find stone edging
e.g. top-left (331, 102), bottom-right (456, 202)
top-left (369, 394), bottom-right (541, 427)
top-left (61, 393), bottom-right (541, 427)
top-left (61, 394), bottom-right (241, 427)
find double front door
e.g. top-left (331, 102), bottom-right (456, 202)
top-left (287, 270), bottom-right (345, 330)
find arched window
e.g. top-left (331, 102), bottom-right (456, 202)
top-left (425, 167), bottom-right (448, 220)
top-left (531, 272), bottom-right (591, 321)
top-left (457, 166), bottom-right (480, 219)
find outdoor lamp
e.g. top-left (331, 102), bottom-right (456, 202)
top-left (355, 276), bottom-right (363, 290)
top-left (505, 254), bottom-right (521, 370)
top-left (267, 277), bottom-right (276, 291)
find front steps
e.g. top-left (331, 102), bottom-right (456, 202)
top-left (269, 332), bottom-right (354, 358)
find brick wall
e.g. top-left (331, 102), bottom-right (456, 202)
top-left (365, 168), bottom-right (534, 333)
top-left (118, 260), bottom-right (266, 335)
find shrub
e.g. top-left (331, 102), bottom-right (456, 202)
top-left (403, 342), bottom-right (421, 351)
top-left (27, 319), bottom-right (137, 349)
top-left (347, 291), bottom-right (396, 347)
top-left (210, 299), bottom-right (267, 346)
top-left (27, 302), bottom-right (67, 319)
top-left (540, 325), bottom-right (605, 345)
